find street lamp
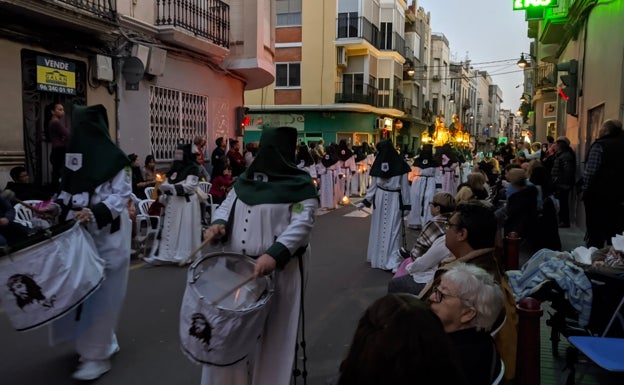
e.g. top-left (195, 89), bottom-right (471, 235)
top-left (517, 53), bottom-right (529, 69)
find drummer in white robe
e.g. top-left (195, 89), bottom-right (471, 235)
top-left (48, 104), bottom-right (132, 381)
top-left (201, 125), bottom-right (319, 385)
top-left (356, 140), bottom-right (411, 271)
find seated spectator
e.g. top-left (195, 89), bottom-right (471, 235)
top-left (0, 193), bottom-right (31, 247)
top-left (428, 263), bottom-right (504, 385)
top-left (388, 235), bottom-right (451, 295)
top-left (128, 154), bottom-right (154, 199)
top-left (209, 167), bottom-right (233, 205)
top-left (402, 192), bottom-right (456, 260)
top-left (334, 293), bottom-right (467, 385)
top-left (455, 172), bottom-right (489, 204)
top-left (5, 166), bottom-right (51, 201)
top-left (419, 201), bottom-right (519, 381)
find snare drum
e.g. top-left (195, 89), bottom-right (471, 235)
top-left (0, 222), bottom-right (105, 331)
top-left (179, 252), bottom-right (274, 366)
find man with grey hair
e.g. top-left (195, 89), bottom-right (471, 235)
top-left (428, 262), bottom-right (504, 385)
top-left (582, 119), bottom-right (624, 248)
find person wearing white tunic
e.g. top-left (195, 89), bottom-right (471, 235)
top-left (200, 126), bottom-right (318, 385)
top-left (336, 140), bottom-right (356, 201)
top-left (48, 104), bottom-right (132, 381)
top-left (437, 144), bottom-right (460, 195)
top-left (318, 148), bottom-right (339, 209)
top-left (407, 144), bottom-right (441, 229)
top-left (357, 140), bottom-right (411, 271)
top-left (349, 146), bottom-right (368, 197)
top-left (296, 144), bottom-right (318, 180)
top-left (143, 144), bottom-right (202, 265)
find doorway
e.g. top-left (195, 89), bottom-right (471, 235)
top-left (21, 49), bottom-right (87, 187)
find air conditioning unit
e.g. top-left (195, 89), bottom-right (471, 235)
top-left (432, 74), bottom-right (441, 81)
top-left (337, 47), bottom-right (348, 67)
top-left (376, 118), bottom-right (385, 129)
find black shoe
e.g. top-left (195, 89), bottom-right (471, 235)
top-left (399, 247), bottom-right (411, 259)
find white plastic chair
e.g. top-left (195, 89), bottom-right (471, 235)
top-left (198, 181), bottom-right (217, 219)
top-left (14, 201), bottom-right (42, 228)
top-left (137, 199), bottom-right (161, 254)
top-left (144, 186), bottom-right (155, 200)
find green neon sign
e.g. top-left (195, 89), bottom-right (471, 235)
top-left (513, 0), bottom-right (556, 10)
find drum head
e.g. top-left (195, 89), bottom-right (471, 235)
top-left (189, 252), bottom-right (272, 311)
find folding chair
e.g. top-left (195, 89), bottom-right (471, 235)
top-left (565, 294), bottom-right (624, 384)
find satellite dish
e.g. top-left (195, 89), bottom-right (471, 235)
top-left (122, 56), bottom-right (144, 90)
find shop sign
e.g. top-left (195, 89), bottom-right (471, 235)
top-left (513, 0), bottom-right (557, 10)
top-left (36, 56), bottom-right (77, 95)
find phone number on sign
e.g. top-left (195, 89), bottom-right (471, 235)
top-left (37, 84), bottom-right (76, 95)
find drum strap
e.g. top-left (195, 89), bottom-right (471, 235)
top-left (292, 253), bottom-right (308, 384)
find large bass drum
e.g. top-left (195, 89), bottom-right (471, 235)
top-left (0, 222), bottom-right (104, 331)
top-left (179, 251), bottom-right (274, 366)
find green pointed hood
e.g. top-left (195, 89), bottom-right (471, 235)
top-left (60, 104), bottom-right (129, 194)
top-left (234, 126), bottom-right (318, 205)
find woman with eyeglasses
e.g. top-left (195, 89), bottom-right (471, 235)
top-left (429, 263), bottom-right (504, 385)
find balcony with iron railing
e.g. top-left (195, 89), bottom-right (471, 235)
top-left (58, 0), bottom-right (116, 20)
top-left (0, 0), bottom-right (119, 36)
top-left (336, 16), bottom-right (380, 49)
top-left (156, 0), bottom-right (230, 49)
top-left (534, 62), bottom-right (557, 90)
top-left (380, 32), bottom-right (405, 58)
top-left (335, 82), bottom-right (379, 106)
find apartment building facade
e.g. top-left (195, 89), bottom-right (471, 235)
top-left (0, 0), bottom-right (274, 185)
top-left (245, 0), bottom-right (417, 149)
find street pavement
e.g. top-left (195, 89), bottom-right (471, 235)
top-left (0, 203), bottom-right (588, 385)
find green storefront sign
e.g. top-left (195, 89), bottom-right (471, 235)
top-left (512, 0), bottom-right (557, 10)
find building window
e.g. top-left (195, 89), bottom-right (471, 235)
top-left (277, 0), bottom-right (302, 26)
top-left (343, 73), bottom-right (364, 94)
top-left (149, 86), bottom-right (207, 162)
top-left (276, 63), bottom-right (301, 88)
top-left (380, 22), bottom-right (393, 50)
top-left (378, 78), bottom-right (390, 107)
top-left (337, 12), bottom-right (359, 38)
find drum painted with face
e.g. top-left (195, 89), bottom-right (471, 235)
top-left (0, 221), bottom-right (104, 331)
top-left (180, 252), bottom-right (274, 366)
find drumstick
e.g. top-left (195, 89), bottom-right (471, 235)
top-left (178, 237), bottom-right (212, 266)
top-left (211, 275), bottom-right (256, 306)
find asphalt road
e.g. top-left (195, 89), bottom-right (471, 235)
top-left (0, 203), bottom-right (399, 385)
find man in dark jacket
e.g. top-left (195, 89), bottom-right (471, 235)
top-left (582, 119), bottom-right (624, 247)
top-left (550, 136), bottom-right (576, 227)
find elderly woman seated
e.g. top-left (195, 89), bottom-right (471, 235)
top-left (428, 263), bottom-right (505, 385)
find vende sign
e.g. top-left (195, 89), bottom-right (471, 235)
top-left (513, 0), bottom-right (557, 10)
